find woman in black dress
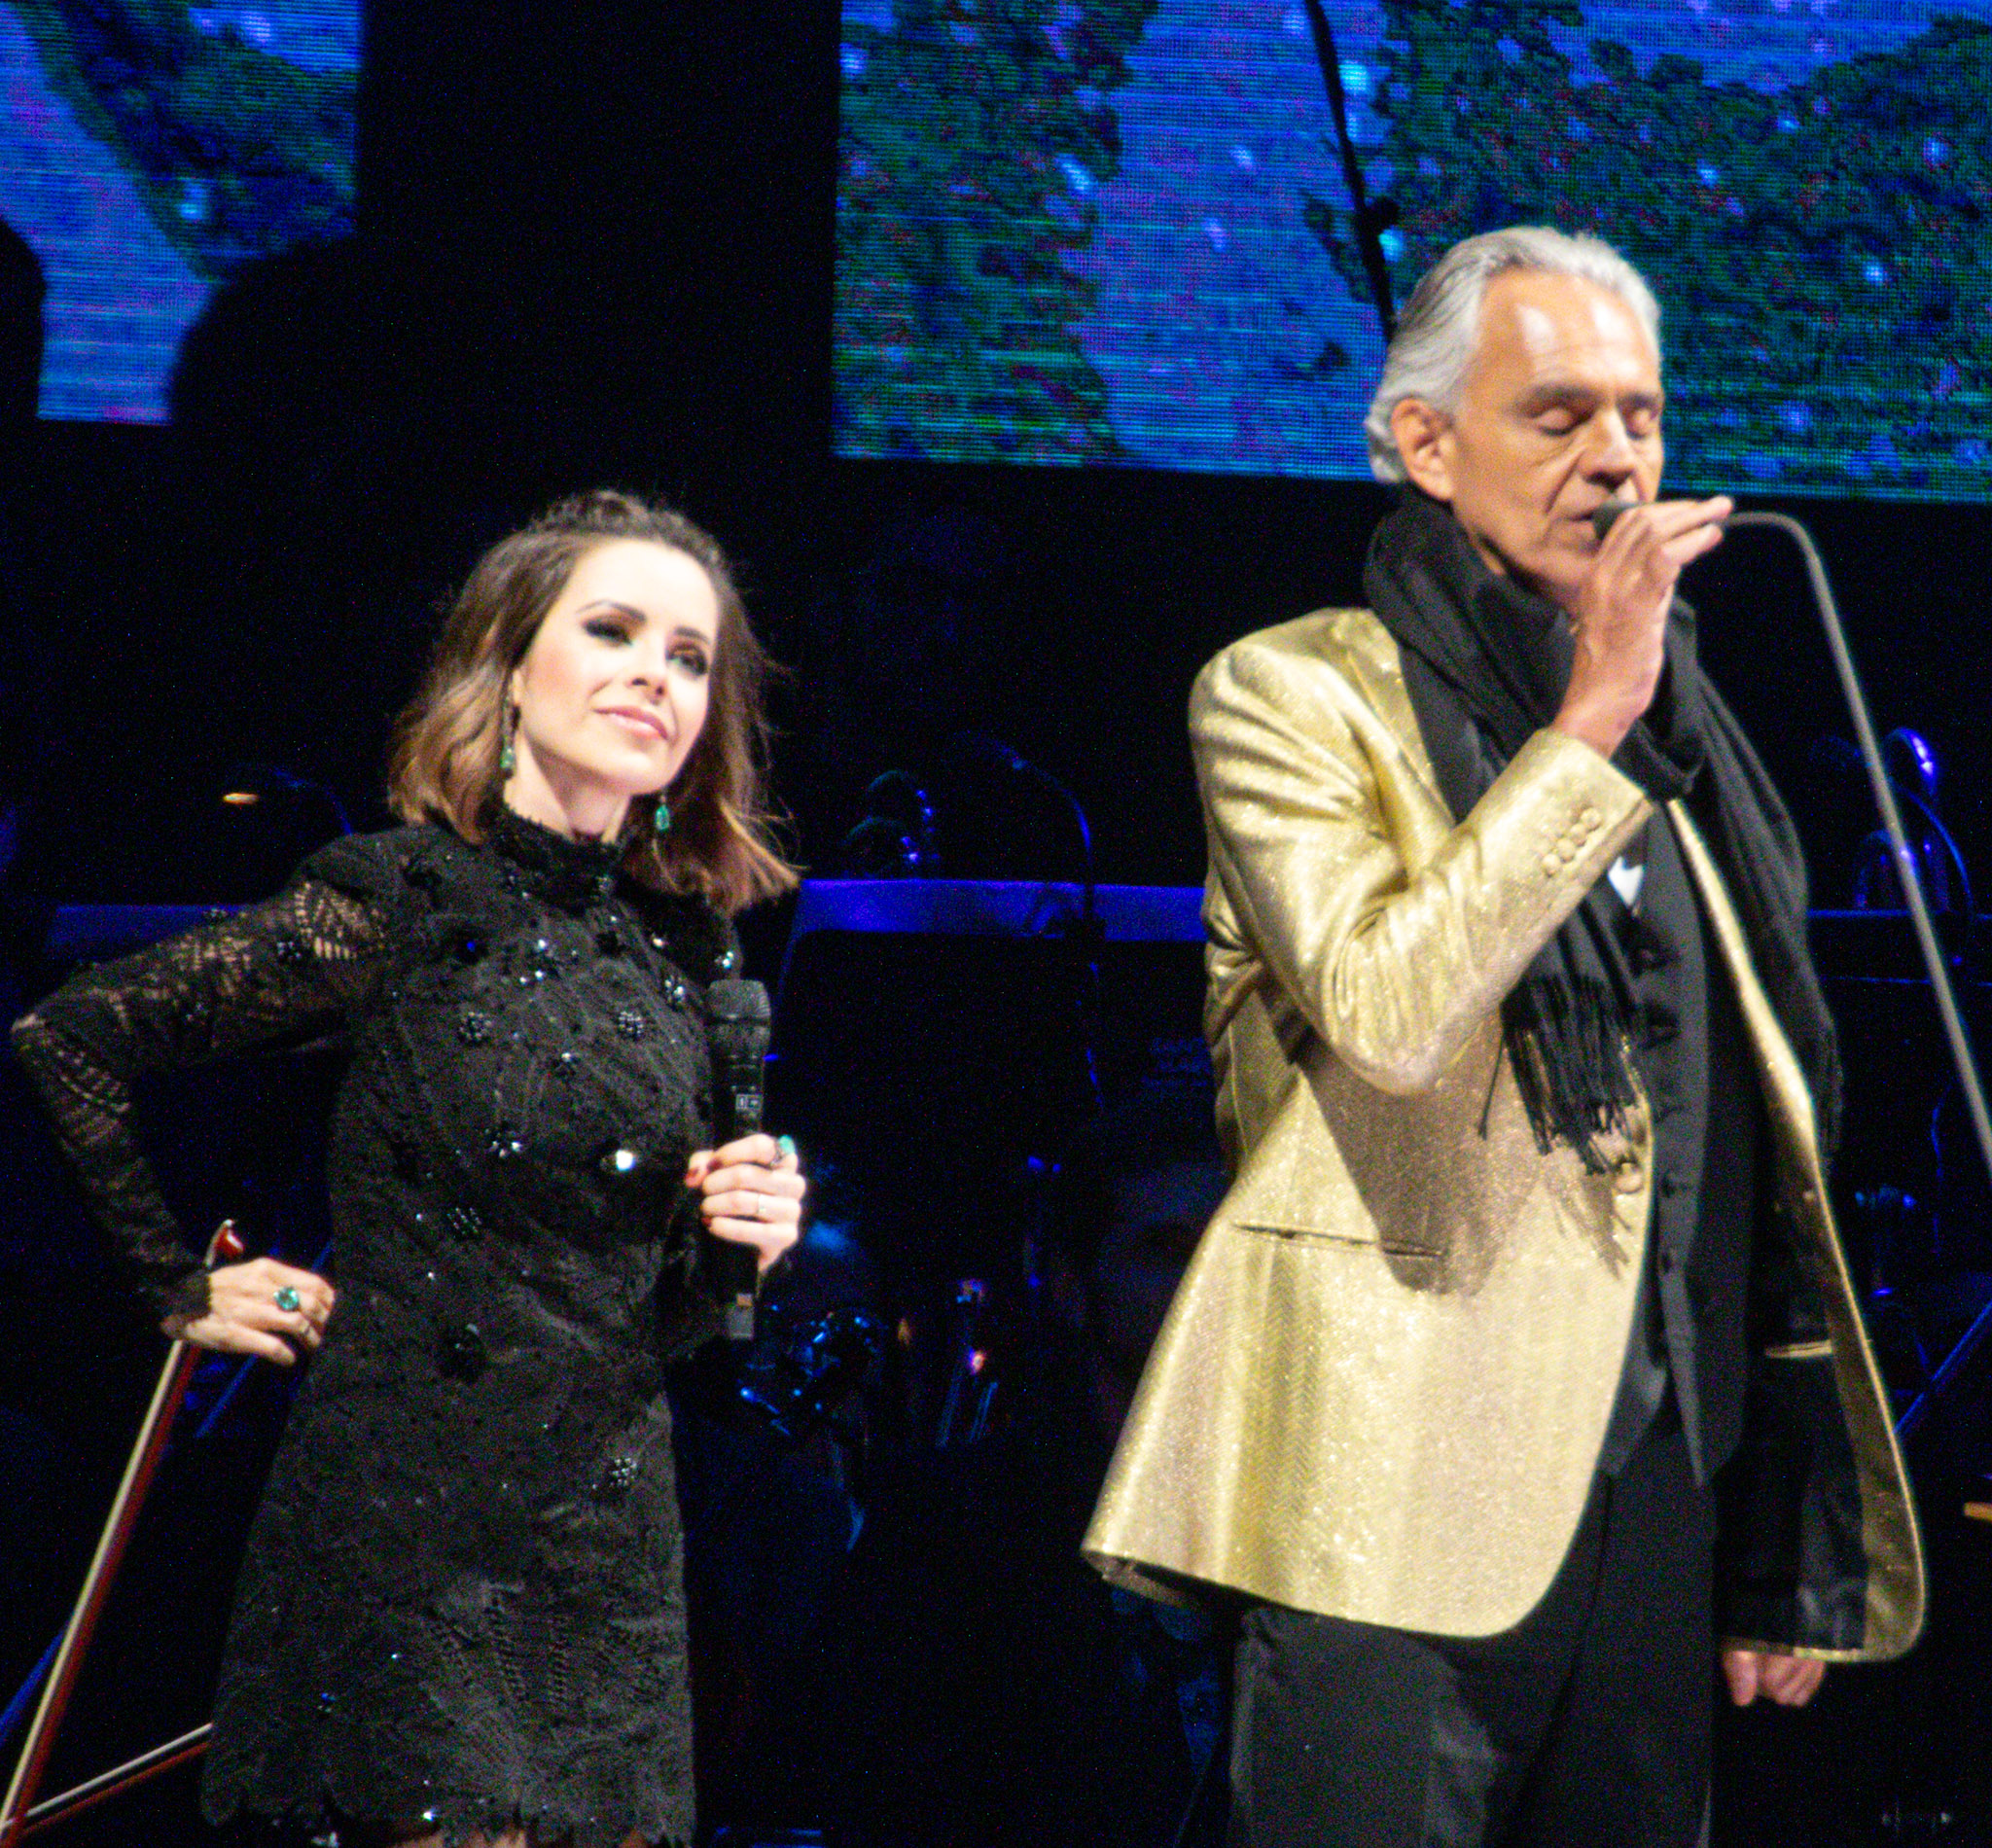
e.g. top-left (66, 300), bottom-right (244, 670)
top-left (12, 490), bottom-right (804, 1848)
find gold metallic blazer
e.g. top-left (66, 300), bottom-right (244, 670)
top-left (1085, 610), bottom-right (1923, 1658)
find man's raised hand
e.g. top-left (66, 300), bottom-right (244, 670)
top-left (1552, 495), bottom-right (1731, 759)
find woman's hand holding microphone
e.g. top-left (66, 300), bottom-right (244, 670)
top-left (687, 1131), bottom-right (805, 1270)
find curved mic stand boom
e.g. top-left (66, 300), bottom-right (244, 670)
top-left (0, 1221), bottom-right (243, 1845)
top-left (1727, 512), bottom-right (1992, 1439)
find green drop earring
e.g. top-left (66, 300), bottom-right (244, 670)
top-left (499, 703), bottom-right (516, 776)
top-left (653, 798), bottom-right (672, 836)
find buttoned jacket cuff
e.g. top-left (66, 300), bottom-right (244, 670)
top-left (1476, 728), bottom-right (1652, 931)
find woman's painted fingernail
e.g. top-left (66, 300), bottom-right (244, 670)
top-left (777, 1135), bottom-right (797, 1159)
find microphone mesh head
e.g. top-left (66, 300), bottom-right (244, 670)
top-left (707, 978), bottom-right (770, 1025)
top-left (707, 977), bottom-right (771, 1068)
top-left (1589, 500), bottom-right (1637, 544)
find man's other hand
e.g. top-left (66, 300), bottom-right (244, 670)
top-left (1722, 1645), bottom-right (1826, 1707)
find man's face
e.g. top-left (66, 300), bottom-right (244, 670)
top-left (1394, 268), bottom-right (1665, 615)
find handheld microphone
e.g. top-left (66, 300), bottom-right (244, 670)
top-left (706, 978), bottom-right (771, 1341)
top-left (1589, 497), bottom-right (1741, 546)
top-left (1589, 499), bottom-right (1639, 543)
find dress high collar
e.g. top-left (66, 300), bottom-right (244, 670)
top-left (484, 803), bottom-right (624, 911)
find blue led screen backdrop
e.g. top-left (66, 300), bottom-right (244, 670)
top-left (835, 1), bottom-right (1992, 499)
top-left (1, 1), bottom-right (357, 421)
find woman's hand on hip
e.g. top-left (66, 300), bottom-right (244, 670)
top-left (165, 1255), bottom-right (337, 1365)
top-left (687, 1133), bottom-right (804, 1271)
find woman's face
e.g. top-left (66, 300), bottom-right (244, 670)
top-left (505, 538), bottom-right (720, 839)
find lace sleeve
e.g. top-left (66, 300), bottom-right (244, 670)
top-left (11, 871), bottom-right (395, 1324)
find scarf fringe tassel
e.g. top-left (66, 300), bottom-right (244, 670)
top-left (1505, 977), bottom-right (1640, 1176)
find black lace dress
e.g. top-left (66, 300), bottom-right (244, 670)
top-left (11, 808), bottom-right (742, 1848)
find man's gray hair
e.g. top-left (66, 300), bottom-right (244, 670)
top-left (1365, 227), bottom-right (1662, 482)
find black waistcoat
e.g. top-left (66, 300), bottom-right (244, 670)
top-left (1594, 811), bottom-right (1761, 1483)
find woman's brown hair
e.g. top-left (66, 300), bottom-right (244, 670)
top-left (387, 490), bottom-right (798, 913)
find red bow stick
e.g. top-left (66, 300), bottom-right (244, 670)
top-left (0, 1220), bottom-right (245, 1845)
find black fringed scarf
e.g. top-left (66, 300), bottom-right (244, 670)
top-left (1363, 491), bottom-right (1841, 1170)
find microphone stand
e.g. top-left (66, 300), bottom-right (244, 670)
top-left (1729, 513), bottom-right (1992, 1439)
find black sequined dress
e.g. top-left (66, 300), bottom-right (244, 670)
top-left (11, 809), bottom-right (741, 1848)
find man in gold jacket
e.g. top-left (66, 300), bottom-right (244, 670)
top-left (1085, 228), bottom-right (1922, 1846)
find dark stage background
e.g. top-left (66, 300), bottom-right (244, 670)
top-left (4, 3), bottom-right (1992, 1845)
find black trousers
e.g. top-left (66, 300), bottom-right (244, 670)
top-left (1227, 1417), bottom-right (1716, 1848)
